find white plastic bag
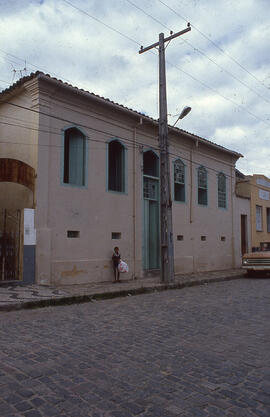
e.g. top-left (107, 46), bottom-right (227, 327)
top-left (118, 260), bottom-right (129, 273)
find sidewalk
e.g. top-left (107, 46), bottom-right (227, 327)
top-left (0, 269), bottom-right (245, 312)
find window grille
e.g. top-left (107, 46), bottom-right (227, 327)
top-left (174, 160), bottom-right (185, 202)
top-left (218, 173), bottom-right (226, 208)
top-left (198, 167), bottom-right (207, 205)
top-left (144, 178), bottom-right (158, 200)
top-left (256, 205), bottom-right (262, 231)
top-left (174, 160), bottom-right (185, 184)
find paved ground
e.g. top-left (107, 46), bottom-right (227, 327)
top-left (0, 278), bottom-right (269, 417)
top-left (0, 269), bottom-right (243, 311)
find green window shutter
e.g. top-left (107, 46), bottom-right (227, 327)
top-left (69, 131), bottom-right (85, 186)
top-left (64, 128), bottom-right (85, 186)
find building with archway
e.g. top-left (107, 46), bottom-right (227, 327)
top-left (0, 72), bottom-right (248, 285)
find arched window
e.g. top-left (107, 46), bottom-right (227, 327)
top-left (174, 159), bottom-right (185, 202)
top-left (198, 166), bottom-right (207, 205)
top-left (63, 128), bottom-right (86, 186)
top-left (218, 172), bottom-right (226, 208)
top-left (108, 140), bottom-right (125, 192)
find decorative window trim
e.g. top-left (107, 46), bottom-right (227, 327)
top-left (217, 172), bottom-right (227, 209)
top-left (106, 138), bottom-right (128, 195)
top-left (197, 166), bottom-right (208, 206)
top-left (173, 158), bottom-right (186, 203)
top-left (61, 126), bottom-right (88, 189)
top-left (256, 205), bottom-right (263, 231)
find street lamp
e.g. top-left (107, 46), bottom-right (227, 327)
top-left (172, 106), bottom-right (192, 127)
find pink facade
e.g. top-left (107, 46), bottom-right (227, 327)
top-left (0, 72), bottom-right (249, 285)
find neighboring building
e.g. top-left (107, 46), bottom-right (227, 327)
top-left (236, 174), bottom-right (270, 251)
top-left (0, 72), bottom-right (245, 285)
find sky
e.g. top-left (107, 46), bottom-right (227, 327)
top-left (0, 0), bottom-right (269, 176)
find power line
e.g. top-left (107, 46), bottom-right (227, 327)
top-left (166, 59), bottom-right (270, 128)
top-left (0, 104), bottom-right (249, 178)
top-left (0, 1), bottom-right (268, 129)
top-left (2, 101), bottom-right (270, 182)
top-left (61, 0), bottom-right (141, 47)
top-left (126, 0), bottom-right (270, 105)
top-left (60, 0), bottom-right (270, 127)
top-left (157, 0), bottom-right (269, 92)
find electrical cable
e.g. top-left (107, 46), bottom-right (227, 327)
top-left (157, 0), bottom-right (269, 91)
top-left (60, 0), bottom-right (270, 127)
top-left (0, 0), bottom-right (268, 129)
top-left (126, 0), bottom-right (270, 105)
top-left (1, 105), bottom-right (265, 180)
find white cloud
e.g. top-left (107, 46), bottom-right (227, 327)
top-left (0, 0), bottom-right (269, 177)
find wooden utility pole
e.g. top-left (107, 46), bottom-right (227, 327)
top-left (139, 25), bottom-right (191, 283)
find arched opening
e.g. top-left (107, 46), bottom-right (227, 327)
top-left (63, 128), bottom-right (86, 186)
top-left (0, 158), bottom-right (36, 282)
top-left (108, 140), bottom-right (125, 192)
top-left (143, 151), bottom-right (160, 270)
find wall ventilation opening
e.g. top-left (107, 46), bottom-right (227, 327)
top-left (67, 230), bottom-right (80, 238)
top-left (221, 236), bottom-right (226, 241)
top-left (201, 236), bottom-right (206, 241)
top-left (112, 232), bottom-right (121, 240)
top-left (177, 235), bottom-right (184, 241)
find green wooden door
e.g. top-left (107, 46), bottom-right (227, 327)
top-left (143, 178), bottom-right (160, 270)
top-left (149, 200), bottom-right (160, 269)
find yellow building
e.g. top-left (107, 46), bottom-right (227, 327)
top-left (236, 174), bottom-right (270, 251)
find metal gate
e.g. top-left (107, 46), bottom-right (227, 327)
top-left (0, 209), bottom-right (21, 281)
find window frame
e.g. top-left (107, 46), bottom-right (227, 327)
top-left (173, 158), bottom-right (186, 203)
top-left (256, 205), bottom-right (263, 231)
top-left (217, 172), bottom-right (227, 209)
top-left (61, 126), bottom-right (88, 188)
top-left (106, 138), bottom-right (127, 194)
top-left (143, 149), bottom-right (159, 201)
top-left (197, 166), bottom-right (208, 206)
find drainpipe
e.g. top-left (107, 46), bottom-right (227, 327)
top-left (231, 162), bottom-right (235, 267)
top-left (133, 117), bottom-right (143, 279)
top-left (189, 147), bottom-right (193, 224)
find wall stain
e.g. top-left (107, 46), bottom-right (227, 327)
top-left (61, 265), bottom-right (87, 278)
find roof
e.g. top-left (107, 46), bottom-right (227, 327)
top-left (0, 71), bottom-right (242, 158)
top-left (235, 168), bottom-right (246, 179)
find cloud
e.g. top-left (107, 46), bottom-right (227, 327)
top-left (0, 0), bottom-right (269, 177)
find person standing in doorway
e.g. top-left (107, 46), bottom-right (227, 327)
top-left (112, 246), bottom-right (121, 282)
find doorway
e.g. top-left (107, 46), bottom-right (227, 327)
top-left (0, 209), bottom-right (22, 281)
top-left (143, 151), bottom-right (160, 270)
top-left (241, 214), bottom-right (248, 256)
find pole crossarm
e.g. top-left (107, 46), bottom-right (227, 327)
top-left (139, 25), bottom-right (191, 54)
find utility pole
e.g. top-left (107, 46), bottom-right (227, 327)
top-left (139, 24), bottom-right (191, 283)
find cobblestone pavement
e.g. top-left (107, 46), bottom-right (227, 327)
top-left (0, 269), bottom-right (243, 311)
top-left (0, 278), bottom-right (269, 417)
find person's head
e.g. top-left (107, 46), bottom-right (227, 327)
top-left (114, 246), bottom-right (119, 253)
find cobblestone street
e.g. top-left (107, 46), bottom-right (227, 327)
top-left (0, 278), bottom-right (269, 417)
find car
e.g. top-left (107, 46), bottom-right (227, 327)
top-left (242, 251), bottom-right (270, 276)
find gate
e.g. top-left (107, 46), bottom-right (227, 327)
top-left (0, 209), bottom-right (21, 281)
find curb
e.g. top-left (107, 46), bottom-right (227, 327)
top-left (0, 273), bottom-right (245, 312)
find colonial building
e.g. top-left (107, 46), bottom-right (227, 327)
top-left (0, 72), bottom-right (248, 285)
top-left (236, 174), bottom-right (270, 251)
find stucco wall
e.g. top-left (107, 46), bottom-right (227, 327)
top-left (170, 137), bottom-right (237, 274)
top-left (18, 76), bottom-right (243, 285)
